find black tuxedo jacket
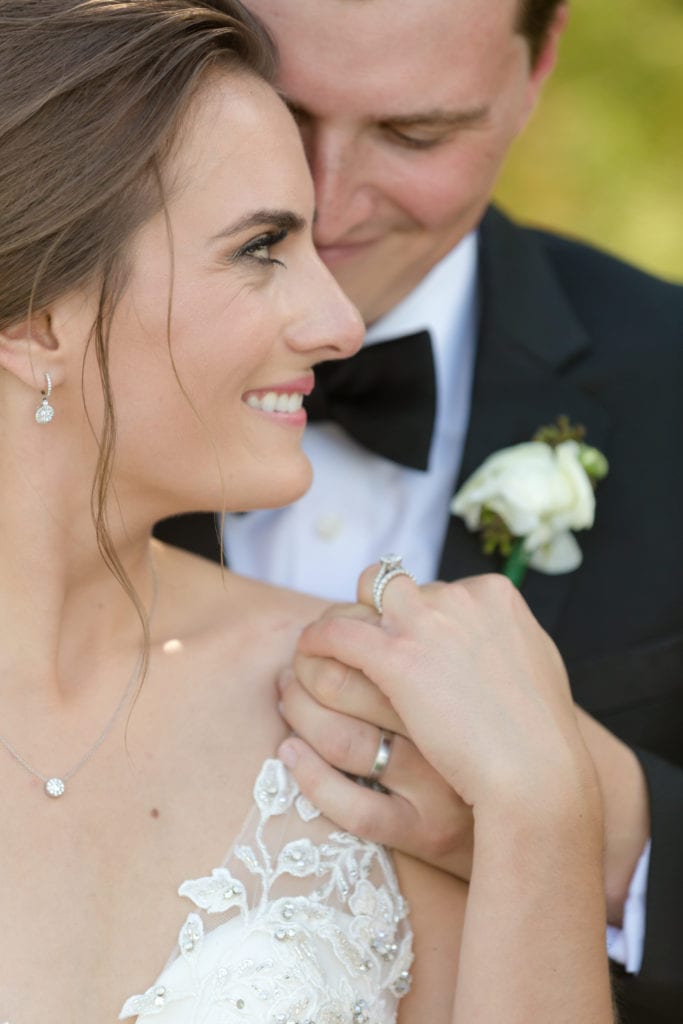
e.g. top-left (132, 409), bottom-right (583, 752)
top-left (440, 207), bottom-right (683, 1023)
top-left (155, 206), bottom-right (683, 1022)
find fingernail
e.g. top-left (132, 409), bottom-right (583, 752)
top-left (277, 700), bottom-right (286, 718)
top-left (277, 669), bottom-right (294, 695)
top-left (278, 740), bottom-right (298, 770)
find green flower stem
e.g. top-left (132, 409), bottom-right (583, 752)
top-left (503, 538), bottom-right (530, 589)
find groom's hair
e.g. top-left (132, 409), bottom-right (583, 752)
top-left (519, 0), bottom-right (567, 63)
top-left (340, 0), bottom-right (566, 67)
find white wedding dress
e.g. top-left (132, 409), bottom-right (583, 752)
top-left (118, 759), bottom-right (414, 1023)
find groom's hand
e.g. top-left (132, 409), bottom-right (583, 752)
top-left (279, 601), bottom-right (475, 881)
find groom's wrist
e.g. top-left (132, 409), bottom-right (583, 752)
top-left (575, 707), bottom-right (650, 925)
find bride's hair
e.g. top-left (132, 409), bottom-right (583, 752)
top-left (0, 0), bottom-right (275, 662)
top-left (0, 0), bottom-right (274, 328)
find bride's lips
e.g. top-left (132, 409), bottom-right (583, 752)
top-left (243, 374), bottom-right (314, 426)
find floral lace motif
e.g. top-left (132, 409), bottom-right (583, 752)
top-left (120, 759), bottom-right (413, 1023)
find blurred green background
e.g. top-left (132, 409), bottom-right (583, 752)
top-left (495, 0), bottom-right (682, 282)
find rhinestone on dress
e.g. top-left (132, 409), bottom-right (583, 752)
top-left (353, 999), bottom-right (370, 1024)
top-left (392, 970), bottom-right (412, 996)
top-left (45, 777), bottom-right (65, 798)
top-left (371, 932), bottom-right (398, 962)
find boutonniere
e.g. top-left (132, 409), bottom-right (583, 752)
top-left (450, 417), bottom-right (608, 587)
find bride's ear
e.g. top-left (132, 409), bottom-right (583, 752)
top-left (0, 311), bottom-right (66, 391)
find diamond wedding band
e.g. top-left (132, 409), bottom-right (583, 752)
top-left (372, 553), bottom-right (416, 615)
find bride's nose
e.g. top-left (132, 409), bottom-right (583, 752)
top-left (286, 262), bottom-right (364, 363)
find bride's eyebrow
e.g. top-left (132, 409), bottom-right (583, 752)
top-left (210, 209), bottom-right (307, 242)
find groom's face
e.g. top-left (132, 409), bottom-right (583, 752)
top-left (246, 0), bottom-right (562, 325)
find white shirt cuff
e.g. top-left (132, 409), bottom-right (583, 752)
top-left (606, 839), bottom-right (651, 974)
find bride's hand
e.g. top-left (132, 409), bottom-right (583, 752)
top-left (281, 575), bottom-right (647, 920)
top-left (283, 570), bottom-right (614, 1024)
top-left (292, 569), bottom-right (599, 820)
top-left (279, 631), bottom-right (474, 876)
top-left (278, 599), bottom-right (473, 875)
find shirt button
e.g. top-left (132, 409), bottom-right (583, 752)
top-left (314, 513), bottom-right (344, 540)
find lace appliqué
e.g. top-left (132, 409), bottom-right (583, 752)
top-left (120, 759), bottom-right (413, 1023)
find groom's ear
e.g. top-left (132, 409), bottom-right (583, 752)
top-left (0, 312), bottom-right (65, 391)
top-left (515, 3), bottom-right (569, 134)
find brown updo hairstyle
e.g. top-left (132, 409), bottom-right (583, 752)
top-left (0, 0), bottom-right (275, 652)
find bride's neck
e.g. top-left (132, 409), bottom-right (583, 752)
top-left (1, 425), bottom-right (161, 671)
top-left (0, 504), bottom-right (156, 707)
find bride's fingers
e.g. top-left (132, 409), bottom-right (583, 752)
top-left (356, 561), bottom-right (421, 617)
top-left (297, 615), bottom-right (395, 684)
top-left (279, 671), bottom-right (412, 786)
top-left (291, 653), bottom-right (406, 735)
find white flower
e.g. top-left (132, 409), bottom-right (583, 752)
top-left (451, 440), bottom-right (596, 574)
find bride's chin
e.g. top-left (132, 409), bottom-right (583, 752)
top-left (227, 459), bottom-right (314, 515)
top-left (263, 462), bottom-right (314, 510)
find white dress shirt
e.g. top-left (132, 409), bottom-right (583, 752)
top-left (224, 230), bottom-right (648, 971)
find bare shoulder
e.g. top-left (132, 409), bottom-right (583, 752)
top-left (151, 540), bottom-right (329, 684)
top-left (153, 539), bottom-right (328, 627)
top-left (394, 851), bottom-right (465, 1022)
top-left (145, 542), bottom-right (332, 794)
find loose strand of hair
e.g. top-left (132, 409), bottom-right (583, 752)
top-left (89, 276), bottom-right (152, 726)
top-left (152, 156), bottom-right (228, 569)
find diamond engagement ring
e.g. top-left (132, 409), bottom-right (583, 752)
top-left (372, 553), bottom-right (416, 614)
top-left (368, 729), bottom-right (394, 783)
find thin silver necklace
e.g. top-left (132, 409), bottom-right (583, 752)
top-left (0, 564), bottom-right (158, 800)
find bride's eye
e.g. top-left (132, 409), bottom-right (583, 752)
top-left (237, 229), bottom-right (288, 267)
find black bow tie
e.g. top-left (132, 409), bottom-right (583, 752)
top-left (304, 330), bottom-right (436, 471)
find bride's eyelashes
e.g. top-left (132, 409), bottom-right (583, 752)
top-left (235, 228), bottom-right (288, 267)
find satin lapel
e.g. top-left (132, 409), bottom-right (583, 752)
top-left (438, 207), bottom-right (612, 636)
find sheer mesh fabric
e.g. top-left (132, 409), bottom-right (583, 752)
top-left (119, 759), bottom-right (413, 1023)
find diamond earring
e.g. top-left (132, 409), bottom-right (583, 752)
top-left (35, 372), bottom-right (55, 424)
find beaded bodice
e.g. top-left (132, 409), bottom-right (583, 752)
top-left (119, 759), bottom-right (413, 1023)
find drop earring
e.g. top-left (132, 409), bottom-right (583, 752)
top-left (35, 372), bottom-right (55, 424)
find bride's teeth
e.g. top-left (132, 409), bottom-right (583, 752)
top-left (246, 391), bottom-right (304, 412)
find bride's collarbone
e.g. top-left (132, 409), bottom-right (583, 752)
top-left (0, 574), bottom-right (301, 1020)
top-left (0, 691), bottom-right (286, 1022)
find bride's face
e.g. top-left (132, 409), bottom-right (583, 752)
top-left (65, 72), bottom-right (363, 519)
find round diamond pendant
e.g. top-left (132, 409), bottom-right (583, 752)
top-left (45, 777), bottom-right (66, 798)
top-left (35, 400), bottom-right (55, 424)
